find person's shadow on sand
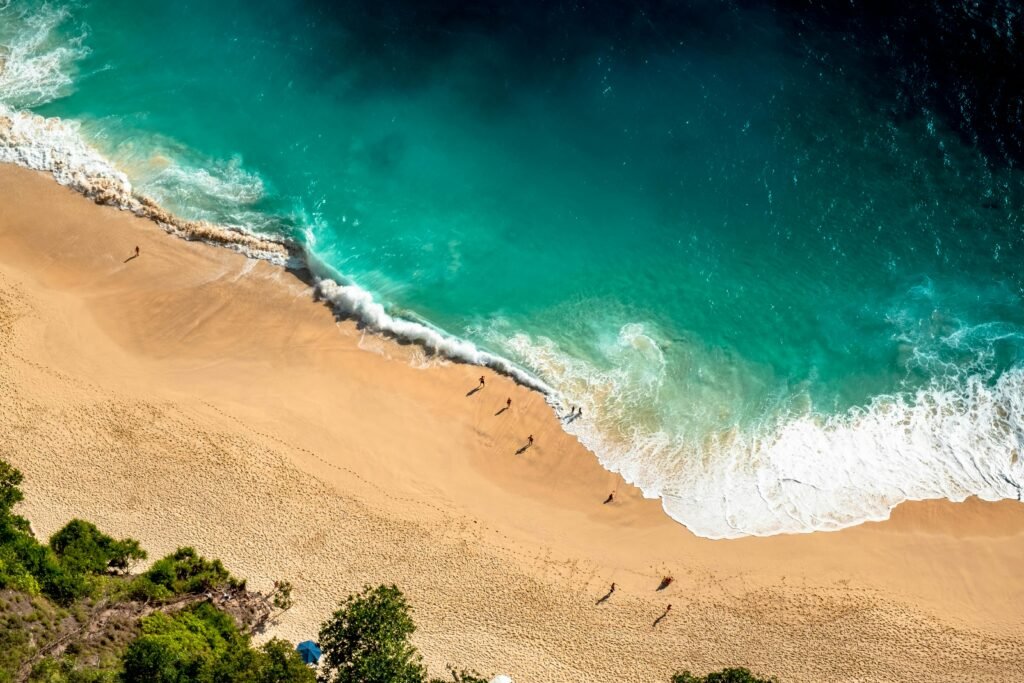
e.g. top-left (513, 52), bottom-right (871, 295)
top-left (596, 587), bottom-right (615, 605)
top-left (123, 253), bottom-right (139, 263)
top-left (494, 406), bottom-right (509, 416)
top-left (466, 385), bottom-right (483, 397)
top-left (653, 605), bottom-right (671, 627)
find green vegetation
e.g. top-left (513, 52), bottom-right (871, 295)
top-left (50, 520), bottom-right (146, 576)
top-left (318, 584), bottom-right (425, 683)
top-left (0, 459), bottom-right (302, 682)
top-left (121, 602), bottom-right (312, 683)
top-left (2, 456), bottom-right (780, 682)
top-left (672, 668), bottom-right (777, 683)
top-left (126, 547), bottom-right (242, 603)
top-left (318, 584), bottom-right (492, 683)
top-left (0, 461), bottom-right (144, 607)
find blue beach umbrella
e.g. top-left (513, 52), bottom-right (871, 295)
top-left (296, 640), bottom-right (322, 665)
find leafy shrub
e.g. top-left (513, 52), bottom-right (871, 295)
top-left (0, 462), bottom-right (132, 605)
top-left (5, 534), bottom-right (86, 606)
top-left (27, 656), bottom-right (117, 683)
top-left (256, 639), bottom-right (316, 683)
top-left (136, 548), bottom-right (242, 599)
top-left (0, 461), bottom-right (25, 518)
top-left (49, 521), bottom-right (146, 575)
top-left (121, 602), bottom-right (312, 683)
top-left (0, 545), bottom-right (41, 595)
top-left (318, 584), bottom-right (426, 683)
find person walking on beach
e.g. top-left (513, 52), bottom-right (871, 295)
top-left (134, 245), bottom-right (140, 257)
top-left (479, 375), bottom-right (486, 388)
top-left (609, 582), bottom-right (616, 594)
top-left (603, 492), bottom-right (615, 504)
top-left (506, 397), bottom-right (512, 409)
top-left (527, 434), bottom-right (534, 446)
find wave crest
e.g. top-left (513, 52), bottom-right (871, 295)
top-left (314, 279), bottom-right (551, 393)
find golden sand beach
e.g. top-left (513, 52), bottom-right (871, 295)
top-left (1, 164), bottom-right (1022, 681)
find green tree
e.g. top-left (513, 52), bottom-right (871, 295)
top-left (0, 460), bottom-right (25, 515)
top-left (121, 602), bottom-right (313, 683)
top-left (318, 584), bottom-right (425, 683)
top-left (129, 547), bottom-right (242, 602)
top-left (257, 639), bottom-right (316, 683)
top-left (671, 667), bottom-right (777, 683)
top-left (0, 460), bottom-right (31, 538)
top-left (49, 520), bottom-right (146, 575)
top-left (121, 602), bottom-right (250, 682)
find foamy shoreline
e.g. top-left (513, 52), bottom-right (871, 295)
top-left (0, 104), bottom-right (561, 393)
top-left (2, 163), bottom-right (1023, 681)
top-left (5, 102), bottom-right (1023, 542)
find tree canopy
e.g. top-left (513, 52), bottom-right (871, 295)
top-left (318, 584), bottom-right (426, 683)
top-left (121, 602), bottom-right (313, 683)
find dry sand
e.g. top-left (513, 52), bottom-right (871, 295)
top-left (1, 163), bottom-right (1022, 682)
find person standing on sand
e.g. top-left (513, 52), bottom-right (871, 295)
top-left (479, 375), bottom-right (485, 388)
top-left (134, 246), bottom-right (140, 257)
top-left (527, 434), bottom-right (534, 446)
top-left (506, 397), bottom-right (512, 409)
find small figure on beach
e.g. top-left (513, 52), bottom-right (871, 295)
top-left (507, 397), bottom-right (512, 409)
top-left (653, 604), bottom-right (672, 627)
top-left (603, 492), bottom-right (615, 505)
top-left (134, 245), bottom-right (140, 257)
top-left (610, 582), bottom-right (616, 594)
top-left (527, 434), bottom-right (534, 446)
top-left (657, 576), bottom-right (674, 591)
top-left (596, 581), bottom-right (617, 605)
top-left (479, 375), bottom-right (486, 388)
top-left (577, 407), bottom-right (583, 418)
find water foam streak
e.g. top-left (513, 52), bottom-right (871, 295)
top-left (562, 367), bottom-right (1024, 538)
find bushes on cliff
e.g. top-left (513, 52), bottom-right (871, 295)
top-left (127, 547), bottom-right (243, 602)
top-left (0, 461), bottom-right (143, 605)
top-left (50, 520), bottom-right (146, 575)
top-left (121, 602), bottom-right (313, 683)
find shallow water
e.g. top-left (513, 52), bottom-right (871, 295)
top-left (2, 0), bottom-right (1022, 537)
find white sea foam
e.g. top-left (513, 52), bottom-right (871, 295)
top-left (314, 279), bottom-right (551, 393)
top-left (3, 0), bottom-right (1021, 540)
top-left (0, 102), bottom-right (293, 263)
top-left (508, 329), bottom-right (1024, 538)
top-left (0, 7), bottom-right (549, 392)
top-left (0, 2), bottom-right (85, 108)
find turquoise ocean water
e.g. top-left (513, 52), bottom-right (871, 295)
top-left (2, 0), bottom-right (1022, 537)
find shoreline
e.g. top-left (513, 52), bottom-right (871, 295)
top-left (4, 104), bottom-right (1021, 540)
top-left (1, 163), bottom-right (1023, 681)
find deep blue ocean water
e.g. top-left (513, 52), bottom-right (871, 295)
top-left (2, 0), bottom-right (1022, 537)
